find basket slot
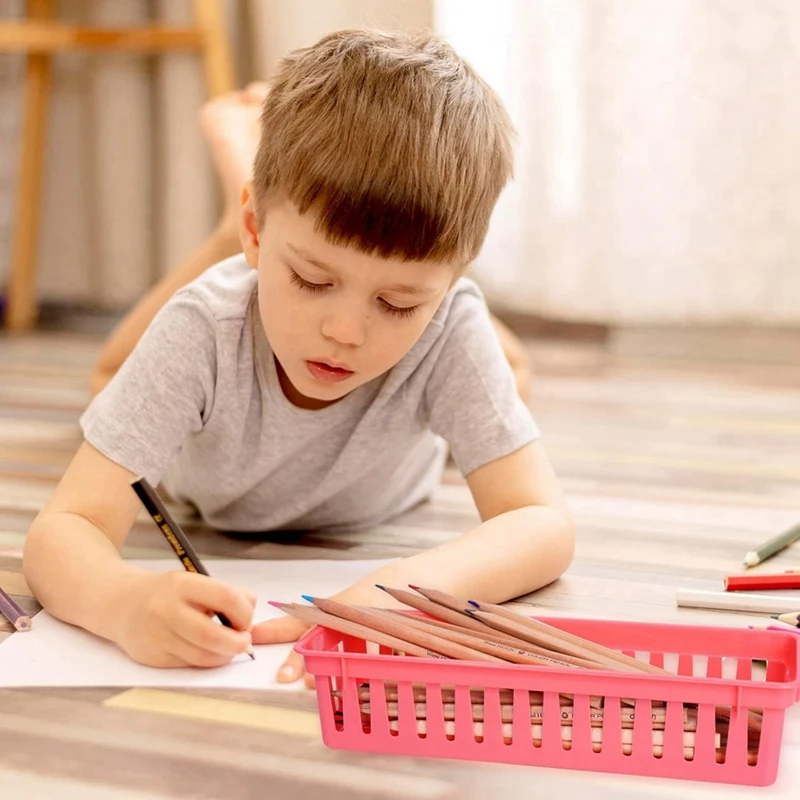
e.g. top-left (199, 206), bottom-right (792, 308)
top-left (513, 688), bottom-right (532, 747)
top-left (649, 651), bottom-right (665, 670)
top-left (601, 696), bottom-right (622, 756)
top-left (677, 653), bottom-right (694, 676)
top-left (662, 700), bottom-right (687, 763)
top-left (736, 658), bottom-right (752, 680)
top-left (395, 681), bottom-right (418, 741)
top-left (723, 705), bottom-right (750, 766)
top-left (367, 679), bottom-right (390, 738)
top-left (541, 690), bottom-right (562, 753)
top-left (454, 684), bottom-right (474, 742)
top-left (481, 686), bottom-right (505, 745)
top-left (424, 683), bottom-right (446, 742)
top-left (765, 658), bottom-right (786, 682)
top-left (631, 698), bottom-right (652, 757)
top-left (341, 674), bottom-right (362, 734)
top-left (694, 702), bottom-right (718, 764)
top-left (570, 693), bottom-right (593, 755)
top-left (316, 674), bottom-right (340, 733)
top-left (706, 655), bottom-right (723, 678)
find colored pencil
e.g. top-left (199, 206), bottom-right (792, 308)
top-left (405, 585), bottom-right (651, 673)
top-left (725, 573), bottom-right (800, 592)
top-left (743, 522), bottom-right (800, 568)
top-left (676, 587), bottom-right (800, 614)
top-left (301, 595), bottom-right (506, 663)
top-left (130, 476), bottom-right (255, 660)
top-left (772, 611), bottom-right (800, 626)
top-left (766, 625), bottom-right (800, 636)
top-left (467, 599), bottom-right (670, 677)
top-left (370, 609), bottom-right (584, 669)
top-left (382, 610), bottom-right (605, 670)
top-left (269, 601), bottom-right (451, 659)
top-left (373, 585), bottom-right (489, 633)
top-left (0, 586), bottom-right (31, 632)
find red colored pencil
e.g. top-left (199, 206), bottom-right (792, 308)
top-left (724, 573), bottom-right (800, 592)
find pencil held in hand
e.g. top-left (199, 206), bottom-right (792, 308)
top-left (131, 476), bottom-right (255, 660)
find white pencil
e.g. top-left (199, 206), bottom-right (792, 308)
top-left (676, 588), bottom-right (800, 614)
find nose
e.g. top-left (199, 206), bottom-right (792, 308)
top-left (320, 308), bottom-right (367, 348)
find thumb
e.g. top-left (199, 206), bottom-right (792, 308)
top-left (251, 616), bottom-right (310, 645)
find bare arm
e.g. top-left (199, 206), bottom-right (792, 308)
top-left (23, 442), bottom-right (255, 667)
top-left (90, 224), bottom-right (241, 396)
top-left (335, 439), bottom-right (573, 605)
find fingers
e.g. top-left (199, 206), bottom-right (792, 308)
top-left (178, 575), bottom-right (255, 631)
top-left (167, 634), bottom-right (239, 669)
top-left (251, 616), bottom-right (310, 645)
top-left (173, 602), bottom-right (253, 658)
top-left (276, 650), bottom-right (308, 684)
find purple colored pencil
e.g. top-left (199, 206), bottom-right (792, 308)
top-left (0, 586), bottom-right (31, 632)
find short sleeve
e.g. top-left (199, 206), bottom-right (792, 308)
top-left (79, 294), bottom-right (218, 485)
top-left (421, 290), bottom-right (539, 476)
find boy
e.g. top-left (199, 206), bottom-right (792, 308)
top-left (23, 29), bottom-right (574, 686)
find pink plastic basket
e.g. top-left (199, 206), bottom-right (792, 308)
top-left (295, 614), bottom-right (800, 786)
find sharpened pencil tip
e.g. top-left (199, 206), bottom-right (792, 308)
top-left (375, 584), bottom-right (386, 591)
top-left (770, 614), bottom-right (779, 620)
top-left (407, 584), bottom-right (420, 590)
top-left (301, 594), bottom-right (315, 603)
top-left (467, 600), bottom-right (480, 608)
top-left (267, 600), bottom-right (284, 608)
top-left (247, 650), bottom-right (256, 660)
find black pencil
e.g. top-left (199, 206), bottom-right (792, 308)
top-left (131, 476), bottom-right (255, 660)
top-left (0, 586), bottom-right (31, 632)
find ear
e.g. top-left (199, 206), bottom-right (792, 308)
top-left (239, 183), bottom-right (260, 269)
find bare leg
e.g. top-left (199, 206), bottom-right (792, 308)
top-left (89, 83), bottom-right (532, 402)
top-left (89, 84), bottom-right (268, 396)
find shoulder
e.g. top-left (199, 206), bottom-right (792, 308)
top-left (430, 276), bottom-right (490, 333)
top-left (173, 253), bottom-right (258, 325)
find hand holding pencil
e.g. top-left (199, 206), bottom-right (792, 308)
top-left (124, 477), bottom-right (257, 668)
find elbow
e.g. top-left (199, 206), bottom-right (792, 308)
top-left (551, 512), bottom-right (576, 579)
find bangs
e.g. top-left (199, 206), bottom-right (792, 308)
top-left (286, 179), bottom-right (455, 263)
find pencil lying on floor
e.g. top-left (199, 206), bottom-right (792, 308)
top-left (0, 586), bottom-right (31, 632)
top-left (131, 476), bottom-right (255, 660)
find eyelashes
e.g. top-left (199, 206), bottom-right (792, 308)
top-left (287, 268), bottom-right (419, 319)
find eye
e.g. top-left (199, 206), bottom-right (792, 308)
top-left (289, 268), bottom-right (328, 293)
top-left (379, 299), bottom-right (419, 319)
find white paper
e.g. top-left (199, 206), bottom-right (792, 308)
top-left (0, 558), bottom-right (394, 689)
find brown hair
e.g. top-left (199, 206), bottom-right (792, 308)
top-left (252, 28), bottom-right (514, 268)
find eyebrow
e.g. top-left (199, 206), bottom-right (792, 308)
top-left (286, 243), bottom-right (434, 297)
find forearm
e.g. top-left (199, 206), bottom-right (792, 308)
top-left (23, 511), bottom-right (150, 642)
top-left (337, 505), bottom-right (574, 606)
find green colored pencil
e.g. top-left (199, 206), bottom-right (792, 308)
top-left (743, 522), bottom-right (800, 568)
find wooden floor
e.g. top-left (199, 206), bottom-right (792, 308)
top-left (1, 325), bottom-right (800, 798)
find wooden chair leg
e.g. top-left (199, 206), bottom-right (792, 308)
top-left (5, 0), bottom-right (54, 332)
top-left (192, 0), bottom-right (236, 98)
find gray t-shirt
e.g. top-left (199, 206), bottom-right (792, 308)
top-left (80, 255), bottom-right (538, 533)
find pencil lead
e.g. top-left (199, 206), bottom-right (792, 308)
top-left (467, 600), bottom-right (480, 608)
top-left (267, 600), bottom-right (284, 609)
top-left (375, 584), bottom-right (386, 591)
top-left (301, 594), bottom-right (315, 603)
top-left (770, 614), bottom-right (779, 620)
top-left (407, 583), bottom-right (420, 590)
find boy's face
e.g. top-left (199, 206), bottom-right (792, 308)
top-left (240, 193), bottom-right (459, 410)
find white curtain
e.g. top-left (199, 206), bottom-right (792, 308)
top-left (436, 0), bottom-right (800, 325)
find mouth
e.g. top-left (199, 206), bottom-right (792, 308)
top-left (306, 360), bottom-right (355, 384)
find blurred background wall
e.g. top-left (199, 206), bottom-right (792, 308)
top-left (1, 0), bottom-right (799, 328)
